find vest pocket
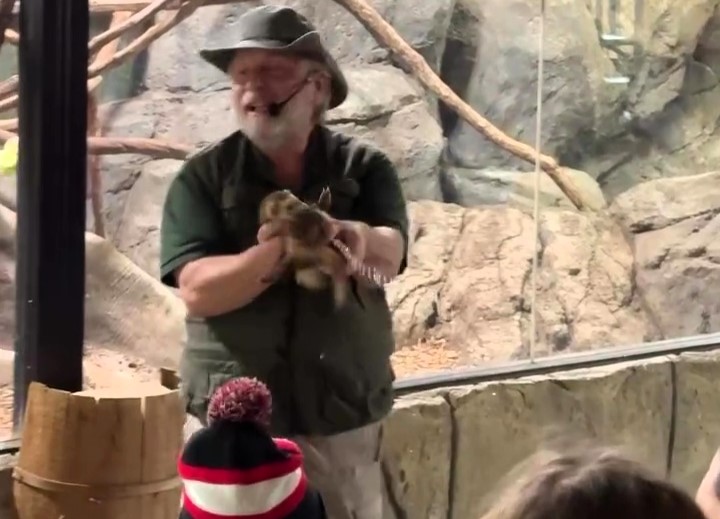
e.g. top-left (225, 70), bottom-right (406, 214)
top-left (179, 348), bottom-right (244, 422)
top-left (180, 339), bottom-right (282, 421)
top-left (315, 329), bottom-right (395, 432)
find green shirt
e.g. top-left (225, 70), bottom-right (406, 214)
top-left (160, 126), bottom-right (409, 436)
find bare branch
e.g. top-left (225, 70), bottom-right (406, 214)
top-left (0, 0), bottom-right (15, 51)
top-left (0, 0), bottom-right (214, 106)
top-left (88, 136), bottom-right (193, 158)
top-left (0, 0), bottom-right (589, 212)
top-left (88, 0), bottom-right (176, 53)
top-left (87, 11), bottom-right (136, 237)
top-left (87, 0), bottom-right (242, 13)
top-left (4, 29), bottom-right (16, 45)
top-left (88, 0), bottom-right (206, 79)
top-left (0, 127), bottom-right (193, 160)
top-left (330, 0), bottom-right (590, 210)
top-left (0, 118), bottom-right (16, 131)
top-left (89, 11), bottom-right (134, 93)
top-left (0, 76), bottom-right (16, 98)
top-left (0, 93), bottom-right (17, 114)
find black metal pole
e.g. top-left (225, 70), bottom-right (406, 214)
top-left (13, 0), bottom-right (89, 432)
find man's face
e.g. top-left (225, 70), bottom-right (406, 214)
top-left (227, 49), bottom-right (328, 153)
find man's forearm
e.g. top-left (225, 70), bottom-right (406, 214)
top-left (362, 224), bottom-right (405, 277)
top-left (176, 238), bottom-right (284, 317)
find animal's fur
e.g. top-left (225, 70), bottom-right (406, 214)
top-left (258, 188), bottom-right (349, 307)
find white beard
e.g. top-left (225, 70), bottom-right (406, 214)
top-left (237, 117), bottom-right (292, 153)
top-left (235, 97), bottom-right (313, 155)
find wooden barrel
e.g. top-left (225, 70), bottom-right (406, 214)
top-left (13, 381), bottom-right (185, 518)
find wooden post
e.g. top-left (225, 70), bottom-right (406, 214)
top-left (13, 0), bottom-right (89, 432)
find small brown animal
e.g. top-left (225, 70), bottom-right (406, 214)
top-left (258, 189), bottom-right (307, 225)
top-left (258, 188), bottom-right (350, 307)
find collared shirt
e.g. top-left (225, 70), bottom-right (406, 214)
top-left (159, 126), bottom-right (409, 436)
top-left (161, 126), bottom-right (408, 282)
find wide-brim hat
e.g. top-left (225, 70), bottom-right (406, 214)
top-left (199, 5), bottom-right (348, 109)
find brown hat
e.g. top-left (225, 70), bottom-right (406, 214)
top-left (199, 5), bottom-right (348, 109)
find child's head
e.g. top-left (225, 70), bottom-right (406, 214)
top-left (180, 377), bottom-right (327, 518)
top-left (481, 443), bottom-right (705, 519)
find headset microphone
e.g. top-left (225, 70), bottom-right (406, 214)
top-left (267, 77), bottom-right (311, 118)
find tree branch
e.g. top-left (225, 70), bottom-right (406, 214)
top-left (88, 136), bottom-right (193, 158)
top-left (0, 127), bottom-right (192, 159)
top-left (87, 0), bottom-right (242, 13)
top-left (88, 0), bottom-right (176, 53)
top-left (87, 11), bottom-right (136, 238)
top-left (87, 94), bottom-right (106, 237)
top-left (88, 0), bottom-right (207, 78)
top-left (0, 0), bottom-right (592, 213)
top-left (3, 29), bottom-right (16, 45)
top-left (329, 0), bottom-right (592, 211)
top-left (0, 0), bottom-right (209, 112)
top-left (0, 0), bottom-right (15, 51)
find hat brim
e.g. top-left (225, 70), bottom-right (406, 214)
top-left (199, 32), bottom-right (348, 109)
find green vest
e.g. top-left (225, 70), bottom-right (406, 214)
top-left (169, 127), bottom-right (407, 437)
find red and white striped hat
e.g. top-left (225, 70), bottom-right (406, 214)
top-left (177, 377), bottom-right (325, 519)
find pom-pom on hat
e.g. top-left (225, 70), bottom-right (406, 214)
top-left (206, 376), bottom-right (273, 427)
top-left (178, 377), bottom-right (325, 519)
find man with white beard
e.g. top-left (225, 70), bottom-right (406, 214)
top-left (159, 5), bottom-right (409, 518)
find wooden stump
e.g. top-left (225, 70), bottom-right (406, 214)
top-left (13, 381), bottom-right (184, 518)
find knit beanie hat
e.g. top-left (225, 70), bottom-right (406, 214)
top-left (178, 377), bottom-right (326, 519)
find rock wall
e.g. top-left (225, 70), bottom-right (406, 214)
top-left (46, 0), bottom-right (720, 237)
top-left (1, 349), bottom-right (718, 519)
top-left (383, 349), bottom-right (720, 518)
top-left (445, 363), bottom-right (674, 519)
top-left (0, 205), bottom-right (185, 367)
top-left (387, 168), bottom-right (720, 369)
top-left (2, 0), bottom-right (720, 384)
top-left (0, 1), bottom-right (717, 221)
top-left (71, 1), bottom-right (720, 362)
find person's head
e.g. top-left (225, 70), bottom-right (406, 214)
top-left (199, 6), bottom-right (348, 156)
top-left (481, 443), bottom-right (706, 519)
top-left (696, 447), bottom-right (720, 519)
top-left (180, 377), bottom-right (328, 519)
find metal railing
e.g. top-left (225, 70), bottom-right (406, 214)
top-left (2, 331), bottom-right (719, 455)
top-left (395, 331), bottom-right (720, 396)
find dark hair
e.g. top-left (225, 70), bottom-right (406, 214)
top-left (481, 443), bottom-right (706, 519)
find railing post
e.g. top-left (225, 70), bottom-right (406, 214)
top-left (13, 0), bottom-right (89, 432)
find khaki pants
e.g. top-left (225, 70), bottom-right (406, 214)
top-left (292, 421), bottom-right (385, 519)
top-left (183, 416), bottom-right (387, 519)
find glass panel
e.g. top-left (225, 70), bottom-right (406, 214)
top-left (4, 1), bottom-right (716, 444)
top-left (0, 11), bottom-right (21, 443)
top-left (0, 11), bottom-right (128, 442)
top-left (332, 0), bottom-right (718, 376)
top-left (441, 0), bottom-right (720, 372)
top-left (531, 0), bottom-right (720, 360)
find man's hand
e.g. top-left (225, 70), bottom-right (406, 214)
top-left (322, 213), bottom-right (403, 279)
top-left (696, 447), bottom-right (720, 519)
top-left (330, 220), bottom-right (369, 269)
top-left (257, 221), bottom-right (283, 243)
top-left (255, 223), bottom-right (287, 284)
